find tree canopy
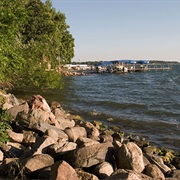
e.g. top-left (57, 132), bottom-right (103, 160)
top-left (0, 0), bottom-right (74, 89)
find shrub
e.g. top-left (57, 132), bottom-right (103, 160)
top-left (0, 108), bottom-right (13, 146)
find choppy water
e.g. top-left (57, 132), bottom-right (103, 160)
top-left (12, 64), bottom-right (180, 152)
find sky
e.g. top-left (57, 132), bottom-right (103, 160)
top-left (43, 0), bottom-right (180, 62)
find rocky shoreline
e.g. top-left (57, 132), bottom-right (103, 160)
top-left (0, 91), bottom-right (179, 179)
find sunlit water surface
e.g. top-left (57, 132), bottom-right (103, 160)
top-left (12, 64), bottom-right (180, 152)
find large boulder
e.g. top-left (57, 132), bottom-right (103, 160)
top-left (144, 153), bottom-right (171, 173)
top-left (27, 109), bottom-right (57, 126)
top-left (115, 142), bottom-right (145, 173)
top-left (22, 154), bottom-right (54, 172)
top-left (48, 141), bottom-right (77, 160)
top-left (50, 160), bottom-right (79, 180)
top-left (16, 114), bottom-right (68, 141)
top-left (65, 126), bottom-right (87, 142)
top-left (63, 142), bottom-right (114, 168)
top-left (15, 109), bottom-right (61, 130)
top-left (34, 122), bottom-right (68, 141)
top-left (93, 162), bottom-right (114, 179)
top-left (27, 95), bottom-right (51, 112)
top-left (15, 95), bottom-right (61, 129)
top-left (144, 164), bottom-right (165, 180)
top-left (54, 142), bottom-right (77, 153)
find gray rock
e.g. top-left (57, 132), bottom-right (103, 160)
top-left (115, 142), bottom-right (145, 173)
top-left (76, 137), bottom-right (100, 148)
top-left (63, 142), bottom-right (114, 168)
top-left (16, 108), bottom-right (61, 130)
top-left (56, 142), bottom-right (77, 153)
top-left (65, 126), bottom-right (87, 142)
top-left (144, 153), bottom-right (171, 174)
top-left (16, 115), bottom-right (68, 141)
top-left (56, 116), bottom-right (75, 130)
top-left (93, 162), bottom-right (114, 179)
top-left (23, 154), bottom-right (54, 172)
top-left (48, 141), bottom-right (69, 153)
top-left (50, 160), bottom-right (79, 180)
top-left (145, 164), bottom-right (165, 180)
top-left (27, 95), bottom-right (51, 112)
top-left (28, 108), bottom-right (57, 126)
top-left (49, 142), bottom-right (77, 156)
top-left (34, 121), bottom-right (68, 141)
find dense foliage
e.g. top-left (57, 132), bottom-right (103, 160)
top-left (0, 108), bottom-right (12, 146)
top-left (0, 0), bottom-right (74, 89)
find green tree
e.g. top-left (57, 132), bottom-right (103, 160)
top-left (0, 0), bottom-right (27, 84)
top-left (61, 30), bottom-right (74, 64)
top-left (0, 0), bottom-right (74, 89)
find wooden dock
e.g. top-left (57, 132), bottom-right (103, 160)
top-left (61, 63), bottom-right (173, 76)
top-left (125, 63), bottom-right (172, 72)
top-left (146, 64), bottom-right (172, 71)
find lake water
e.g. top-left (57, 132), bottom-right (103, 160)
top-left (12, 64), bottom-right (180, 152)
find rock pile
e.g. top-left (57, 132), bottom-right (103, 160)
top-left (0, 92), bottom-right (179, 179)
